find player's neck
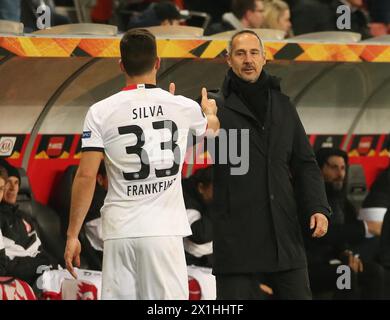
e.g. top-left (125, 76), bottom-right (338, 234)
top-left (125, 74), bottom-right (156, 87)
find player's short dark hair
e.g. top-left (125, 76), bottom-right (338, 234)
top-left (120, 28), bottom-right (157, 77)
top-left (232, 0), bottom-right (259, 19)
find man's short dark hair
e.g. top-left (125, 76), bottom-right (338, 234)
top-left (120, 28), bottom-right (157, 77)
top-left (232, 0), bottom-right (259, 19)
top-left (315, 147), bottom-right (349, 169)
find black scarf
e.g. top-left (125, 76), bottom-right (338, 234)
top-left (228, 68), bottom-right (269, 126)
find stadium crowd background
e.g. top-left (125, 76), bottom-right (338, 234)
top-left (0, 0), bottom-right (389, 38)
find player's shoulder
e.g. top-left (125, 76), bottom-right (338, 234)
top-left (89, 91), bottom-right (124, 113)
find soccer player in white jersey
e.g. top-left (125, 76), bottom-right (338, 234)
top-left (64, 29), bottom-right (219, 300)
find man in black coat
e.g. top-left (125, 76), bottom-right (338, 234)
top-left (208, 30), bottom-right (331, 299)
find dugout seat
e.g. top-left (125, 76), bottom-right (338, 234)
top-left (144, 25), bottom-right (204, 37)
top-left (32, 23), bottom-right (118, 35)
top-left (16, 168), bottom-right (65, 264)
top-left (210, 28), bottom-right (286, 40)
top-left (0, 20), bottom-right (24, 35)
top-left (362, 35), bottom-right (390, 43)
top-left (291, 31), bottom-right (361, 42)
top-left (346, 163), bottom-right (368, 210)
top-left (49, 165), bottom-right (78, 238)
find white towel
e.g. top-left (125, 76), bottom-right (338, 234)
top-left (187, 265), bottom-right (216, 300)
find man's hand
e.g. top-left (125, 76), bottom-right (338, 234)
top-left (64, 237), bottom-right (81, 279)
top-left (341, 250), bottom-right (363, 273)
top-left (169, 82), bottom-right (220, 134)
top-left (366, 220), bottom-right (383, 236)
top-left (201, 87), bottom-right (220, 134)
top-left (310, 213), bottom-right (328, 238)
top-left (348, 253), bottom-right (363, 273)
top-left (169, 82), bottom-right (175, 95)
top-left (259, 283), bottom-right (273, 296)
top-left (201, 87), bottom-right (217, 116)
top-left (169, 82), bottom-right (218, 116)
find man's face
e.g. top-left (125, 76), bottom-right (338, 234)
top-left (0, 178), bottom-right (5, 202)
top-left (279, 9), bottom-right (292, 33)
top-left (321, 156), bottom-right (346, 191)
top-left (228, 32), bottom-right (266, 83)
top-left (4, 176), bottom-right (19, 204)
top-left (247, 0), bottom-right (265, 28)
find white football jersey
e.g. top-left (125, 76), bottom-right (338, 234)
top-left (81, 84), bottom-right (207, 240)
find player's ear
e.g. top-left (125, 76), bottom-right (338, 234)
top-left (155, 57), bottom-right (161, 71)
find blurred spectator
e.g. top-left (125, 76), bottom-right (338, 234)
top-left (0, 166), bottom-right (9, 276)
top-left (184, 0), bottom-right (231, 24)
top-left (0, 0), bottom-right (21, 22)
top-left (366, 0), bottom-right (390, 25)
top-left (81, 161), bottom-right (108, 271)
top-left (305, 148), bottom-right (385, 299)
top-left (91, 0), bottom-right (114, 24)
top-left (21, 0), bottom-right (71, 32)
top-left (288, 0), bottom-right (334, 35)
top-left (182, 166), bottom-right (214, 268)
top-left (0, 166), bottom-right (7, 200)
top-left (361, 165), bottom-right (390, 297)
top-left (289, 0), bottom-right (371, 38)
top-left (204, 0), bottom-right (265, 35)
top-left (53, 0), bottom-right (74, 5)
top-left (182, 166), bottom-right (216, 300)
top-left (329, 0), bottom-right (371, 39)
top-left (0, 160), bottom-right (56, 285)
top-left (127, 1), bottom-right (188, 29)
top-left (263, 0), bottom-right (292, 37)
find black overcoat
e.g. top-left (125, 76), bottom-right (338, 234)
top-left (209, 71), bottom-right (331, 274)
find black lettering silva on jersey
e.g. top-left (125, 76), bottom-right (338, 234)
top-left (132, 105), bottom-right (163, 119)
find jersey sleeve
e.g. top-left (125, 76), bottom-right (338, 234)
top-left (81, 107), bottom-right (104, 152)
top-left (189, 101), bottom-right (207, 137)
